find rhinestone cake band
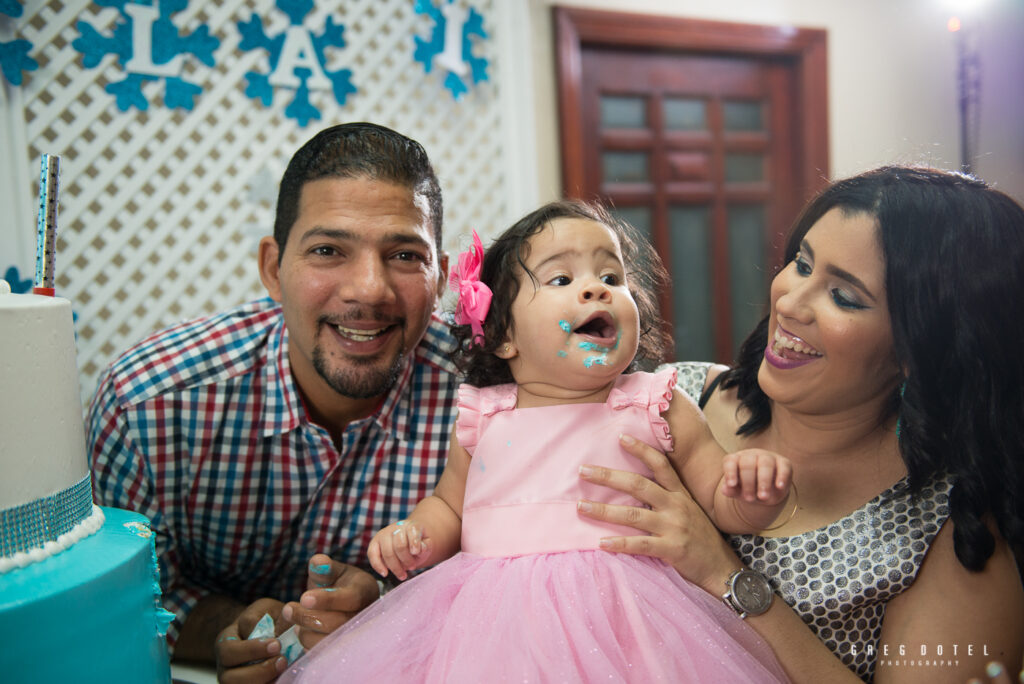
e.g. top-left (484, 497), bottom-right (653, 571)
top-left (0, 474), bottom-right (94, 560)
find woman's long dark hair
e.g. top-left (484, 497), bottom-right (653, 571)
top-left (720, 165), bottom-right (1024, 572)
top-left (452, 200), bottom-right (670, 388)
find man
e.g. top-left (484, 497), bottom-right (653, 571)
top-left (87, 123), bottom-right (459, 681)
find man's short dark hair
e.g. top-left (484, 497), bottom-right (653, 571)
top-left (273, 122), bottom-right (443, 257)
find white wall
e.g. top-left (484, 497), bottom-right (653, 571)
top-left (520, 0), bottom-right (1024, 203)
top-left (1, 0), bottom-right (522, 404)
top-left (3, 0), bottom-right (1021, 404)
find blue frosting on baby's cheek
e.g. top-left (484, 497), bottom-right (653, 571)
top-left (558, 320), bottom-right (571, 333)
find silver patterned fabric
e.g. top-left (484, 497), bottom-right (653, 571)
top-left (664, 361), bottom-right (954, 682)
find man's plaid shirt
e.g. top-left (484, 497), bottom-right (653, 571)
top-left (86, 297), bottom-right (460, 648)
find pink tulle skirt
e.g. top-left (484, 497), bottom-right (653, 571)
top-left (279, 551), bottom-right (788, 683)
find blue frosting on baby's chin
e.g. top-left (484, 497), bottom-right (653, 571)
top-left (577, 341), bottom-right (612, 353)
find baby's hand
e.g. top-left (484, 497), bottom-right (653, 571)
top-left (367, 520), bottom-right (432, 581)
top-left (721, 449), bottom-right (792, 506)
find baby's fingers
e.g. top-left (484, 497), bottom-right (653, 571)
top-left (392, 523), bottom-right (430, 573)
top-left (721, 453), bottom-right (741, 495)
top-left (734, 453), bottom-right (761, 502)
top-left (755, 454), bottom-right (792, 504)
top-left (771, 457), bottom-right (792, 490)
top-left (383, 525), bottom-right (414, 580)
top-left (756, 457), bottom-right (779, 501)
top-left (368, 538), bottom-right (387, 577)
top-left (404, 522), bottom-right (425, 557)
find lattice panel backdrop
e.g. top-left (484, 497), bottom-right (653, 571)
top-left (1, 0), bottom-right (521, 406)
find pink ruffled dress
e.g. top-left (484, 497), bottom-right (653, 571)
top-left (279, 369), bottom-right (788, 683)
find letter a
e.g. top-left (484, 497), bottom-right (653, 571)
top-left (269, 26), bottom-right (331, 90)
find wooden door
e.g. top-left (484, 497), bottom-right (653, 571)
top-left (556, 8), bottom-right (829, 363)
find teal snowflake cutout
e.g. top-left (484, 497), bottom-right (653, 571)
top-left (236, 0), bottom-right (356, 127)
top-left (2, 265), bottom-right (33, 294)
top-left (0, 38), bottom-right (36, 85)
top-left (413, 0), bottom-right (488, 100)
top-left (72, 0), bottom-right (219, 112)
top-left (1, 1), bottom-right (39, 85)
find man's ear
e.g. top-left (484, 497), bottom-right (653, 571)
top-left (258, 236), bottom-right (283, 302)
top-left (437, 251), bottom-right (449, 299)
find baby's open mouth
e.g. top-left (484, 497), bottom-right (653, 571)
top-left (573, 312), bottom-right (617, 345)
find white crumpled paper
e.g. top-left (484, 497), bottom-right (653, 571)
top-left (248, 613), bottom-right (304, 664)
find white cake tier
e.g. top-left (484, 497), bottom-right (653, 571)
top-left (0, 292), bottom-right (88, 511)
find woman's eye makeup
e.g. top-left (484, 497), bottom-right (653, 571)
top-left (793, 252), bottom-right (812, 275)
top-left (830, 288), bottom-right (867, 310)
top-left (791, 250), bottom-right (870, 310)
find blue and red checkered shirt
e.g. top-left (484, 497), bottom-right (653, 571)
top-left (86, 297), bottom-right (460, 649)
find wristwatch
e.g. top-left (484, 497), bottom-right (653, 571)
top-left (722, 568), bottom-right (773, 618)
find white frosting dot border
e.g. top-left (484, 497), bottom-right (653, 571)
top-left (0, 505), bottom-right (106, 574)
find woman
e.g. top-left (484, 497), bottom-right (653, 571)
top-left (578, 166), bottom-right (1024, 682)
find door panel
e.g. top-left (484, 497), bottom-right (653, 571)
top-left (557, 8), bottom-right (828, 363)
top-left (583, 49), bottom-right (785, 362)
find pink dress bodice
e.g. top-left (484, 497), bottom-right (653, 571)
top-left (279, 367), bottom-right (790, 684)
top-left (456, 368), bottom-right (676, 557)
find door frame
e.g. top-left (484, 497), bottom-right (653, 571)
top-left (554, 7), bottom-right (830, 205)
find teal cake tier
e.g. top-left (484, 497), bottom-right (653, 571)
top-left (0, 507), bottom-right (171, 683)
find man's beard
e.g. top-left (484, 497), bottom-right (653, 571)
top-left (312, 340), bottom-right (407, 399)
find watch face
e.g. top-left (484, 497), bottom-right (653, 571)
top-left (735, 572), bottom-right (772, 612)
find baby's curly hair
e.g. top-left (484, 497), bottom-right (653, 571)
top-left (452, 199), bottom-right (670, 388)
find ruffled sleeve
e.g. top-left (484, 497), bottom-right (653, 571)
top-left (455, 383), bottom-right (517, 452)
top-left (608, 369), bottom-right (677, 453)
top-left (647, 367), bottom-right (678, 454)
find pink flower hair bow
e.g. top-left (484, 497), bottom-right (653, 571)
top-left (450, 230), bottom-right (492, 342)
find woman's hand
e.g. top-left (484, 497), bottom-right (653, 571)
top-left (576, 433), bottom-right (744, 595)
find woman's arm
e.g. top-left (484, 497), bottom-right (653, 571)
top-left (581, 436), bottom-right (1024, 683)
top-left (872, 520), bottom-right (1024, 683)
top-left (368, 427), bottom-right (470, 580)
top-left (578, 435), bottom-right (861, 683)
